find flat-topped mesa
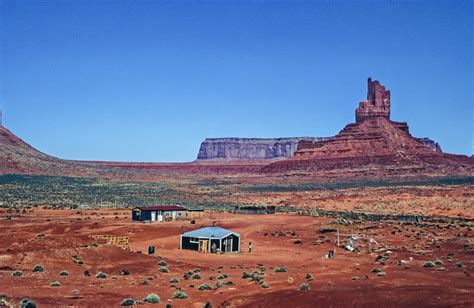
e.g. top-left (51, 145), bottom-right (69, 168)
top-left (355, 78), bottom-right (391, 123)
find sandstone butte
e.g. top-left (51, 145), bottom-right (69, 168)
top-left (262, 78), bottom-right (473, 176)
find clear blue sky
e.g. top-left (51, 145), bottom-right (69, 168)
top-left (1, 0), bottom-right (472, 162)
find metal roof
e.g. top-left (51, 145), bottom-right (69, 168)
top-left (182, 226), bottom-right (239, 239)
top-left (134, 205), bottom-right (186, 211)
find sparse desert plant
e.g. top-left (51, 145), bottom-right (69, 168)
top-left (215, 281), bottom-right (226, 288)
top-left (84, 270), bottom-right (91, 276)
top-left (455, 262), bottom-right (465, 268)
top-left (299, 283), bottom-right (310, 291)
top-left (143, 293), bottom-right (161, 304)
top-left (159, 260), bottom-right (168, 267)
top-left (305, 273), bottom-right (314, 281)
top-left (434, 260), bottom-right (444, 266)
top-left (59, 270), bottom-right (69, 276)
top-left (275, 267), bottom-right (287, 273)
top-left (32, 264), bottom-right (44, 272)
top-left (422, 261), bottom-right (435, 268)
top-left (19, 298), bottom-right (36, 308)
top-left (371, 268), bottom-right (382, 273)
top-left (50, 280), bottom-right (61, 287)
top-left (120, 269), bottom-right (130, 275)
top-left (192, 273), bottom-right (201, 280)
top-left (217, 274), bottom-right (228, 279)
top-left (121, 298), bottom-right (135, 306)
top-left (198, 283), bottom-right (212, 291)
top-left (173, 290), bottom-right (188, 299)
top-left (166, 303), bottom-right (172, 308)
top-left (12, 271), bottom-right (22, 277)
top-left (376, 272), bottom-right (386, 277)
top-left (352, 276), bottom-right (360, 281)
top-left (169, 277), bottom-right (179, 283)
top-left (204, 300), bottom-right (212, 308)
top-left (96, 272), bottom-right (107, 279)
top-left (160, 266), bottom-right (170, 273)
top-left (193, 268), bottom-right (201, 273)
top-left (261, 281), bottom-right (269, 288)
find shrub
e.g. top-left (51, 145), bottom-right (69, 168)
top-left (217, 274), bottom-right (228, 279)
top-left (275, 267), bottom-right (287, 273)
top-left (165, 303), bottom-right (172, 308)
top-left (192, 273), bottom-right (201, 280)
top-left (12, 271), bottom-right (23, 277)
top-left (173, 290), bottom-right (188, 299)
top-left (121, 298), bottom-right (135, 306)
top-left (376, 272), bottom-right (386, 277)
top-left (84, 270), bottom-right (91, 276)
top-left (50, 280), bottom-right (61, 287)
top-left (170, 277), bottom-right (179, 283)
top-left (19, 298), bottom-right (36, 308)
top-left (59, 270), bottom-right (69, 276)
top-left (183, 272), bottom-right (192, 280)
top-left (371, 268), bottom-right (382, 273)
top-left (455, 262), bottom-right (465, 268)
top-left (215, 281), bottom-right (226, 288)
top-left (160, 266), bottom-right (169, 273)
top-left (120, 269), bottom-right (130, 275)
top-left (434, 260), bottom-right (444, 266)
top-left (198, 283), bottom-right (212, 291)
top-left (299, 283), bottom-right (310, 291)
top-left (32, 264), bottom-right (44, 272)
top-left (143, 293), bottom-right (160, 304)
top-left (193, 268), bottom-right (201, 273)
top-left (422, 261), bottom-right (435, 268)
top-left (305, 273), bottom-right (314, 281)
top-left (158, 260), bottom-right (168, 267)
top-left (96, 272), bottom-right (107, 279)
top-left (261, 281), bottom-right (269, 288)
top-left (352, 276), bottom-right (360, 281)
top-left (204, 301), bottom-right (212, 308)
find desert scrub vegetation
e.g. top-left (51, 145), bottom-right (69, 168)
top-left (143, 293), bottom-right (160, 304)
top-left (173, 290), bottom-right (189, 299)
top-left (198, 283), bottom-right (212, 291)
top-left (32, 264), bottom-right (44, 272)
top-left (274, 266), bottom-right (287, 273)
top-left (12, 271), bottom-right (22, 277)
top-left (59, 270), bottom-right (69, 276)
top-left (305, 273), bottom-right (314, 281)
top-left (299, 283), bottom-right (310, 291)
top-left (169, 277), bottom-right (179, 283)
top-left (120, 298), bottom-right (135, 306)
top-left (19, 298), bottom-right (36, 308)
top-left (192, 273), bottom-right (202, 280)
top-left (159, 266), bottom-right (170, 273)
top-left (261, 281), bottom-right (269, 288)
top-left (422, 261), bottom-right (436, 268)
top-left (50, 280), bottom-right (61, 287)
top-left (96, 272), bottom-right (107, 279)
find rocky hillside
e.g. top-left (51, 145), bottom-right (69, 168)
top-left (197, 137), bottom-right (327, 160)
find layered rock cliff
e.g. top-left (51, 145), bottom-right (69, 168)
top-left (197, 137), bottom-right (327, 160)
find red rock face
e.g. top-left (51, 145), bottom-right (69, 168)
top-left (355, 78), bottom-right (391, 123)
top-left (264, 78), bottom-right (474, 176)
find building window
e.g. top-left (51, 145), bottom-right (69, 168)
top-left (189, 237), bottom-right (199, 243)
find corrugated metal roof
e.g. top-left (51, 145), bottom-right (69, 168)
top-left (182, 226), bottom-right (239, 239)
top-left (135, 205), bottom-right (186, 211)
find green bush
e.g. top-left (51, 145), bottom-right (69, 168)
top-left (143, 293), bottom-right (160, 304)
top-left (121, 298), bottom-right (135, 306)
top-left (169, 277), bottom-right (179, 283)
top-left (19, 298), bottom-right (36, 308)
top-left (96, 272), bottom-right (107, 279)
top-left (32, 264), bottom-right (44, 272)
top-left (371, 268), bottom-right (382, 273)
top-left (59, 270), bottom-right (69, 276)
top-left (261, 281), bottom-right (269, 288)
top-left (376, 272), bottom-right (386, 277)
top-left (193, 268), bottom-right (201, 273)
top-left (305, 273), bottom-right (314, 281)
top-left (275, 267), bottom-right (287, 273)
top-left (198, 283), bottom-right (212, 291)
top-left (160, 266), bottom-right (169, 273)
top-left (422, 261), bottom-right (435, 268)
top-left (173, 290), bottom-right (189, 299)
top-left (158, 260), bottom-right (168, 267)
top-left (192, 273), bottom-right (201, 280)
top-left (120, 269), bottom-right (130, 275)
top-left (434, 260), bottom-right (444, 266)
top-left (299, 283), bottom-right (310, 291)
top-left (50, 280), bottom-right (61, 287)
top-left (12, 271), bottom-right (23, 277)
top-left (217, 274), bottom-right (228, 279)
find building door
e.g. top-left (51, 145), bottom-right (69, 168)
top-left (157, 211), bottom-right (163, 222)
top-left (225, 237), bottom-right (232, 252)
top-left (151, 211), bottom-right (156, 222)
top-left (199, 240), bottom-right (209, 253)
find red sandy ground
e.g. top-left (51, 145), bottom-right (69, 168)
top-left (1, 208), bottom-right (472, 307)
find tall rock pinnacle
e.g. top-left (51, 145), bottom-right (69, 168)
top-left (355, 78), bottom-right (391, 123)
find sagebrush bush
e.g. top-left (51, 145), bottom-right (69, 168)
top-left (59, 270), bottom-right (69, 276)
top-left (12, 271), bottom-right (22, 277)
top-left (143, 293), bottom-right (160, 304)
top-left (423, 261), bottom-right (435, 268)
top-left (261, 281), bottom-right (269, 288)
top-left (19, 298), bottom-right (36, 308)
top-left (299, 283), bottom-right (310, 291)
top-left (192, 273), bottom-right (201, 280)
top-left (173, 290), bottom-right (188, 299)
top-left (275, 267), bottom-right (287, 273)
top-left (160, 266), bottom-right (169, 273)
top-left (158, 260), bottom-right (168, 267)
top-left (120, 298), bottom-right (135, 306)
top-left (198, 283), bottom-right (212, 291)
top-left (96, 272), bottom-right (107, 279)
top-left (32, 264), bottom-right (44, 272)
top-left (305, 273), bottom-right (314, 281)
top-left (169, 277), bottom-right (179, 283)
top-left (50, 280), bottom-right (61, 287)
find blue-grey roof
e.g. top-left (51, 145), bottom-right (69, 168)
top-left (182, 226), bottom-right (239, 239)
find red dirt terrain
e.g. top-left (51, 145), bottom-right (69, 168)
top-left (0, 208), bottom-right (472, 307)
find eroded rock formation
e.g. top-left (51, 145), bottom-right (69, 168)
top-left (355, 78), bottom-right (391, 123)
top-left (197, 137), bottom-right (327, 160)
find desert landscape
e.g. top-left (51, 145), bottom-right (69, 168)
top-left (0, 77), bottom-right (473, 307)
